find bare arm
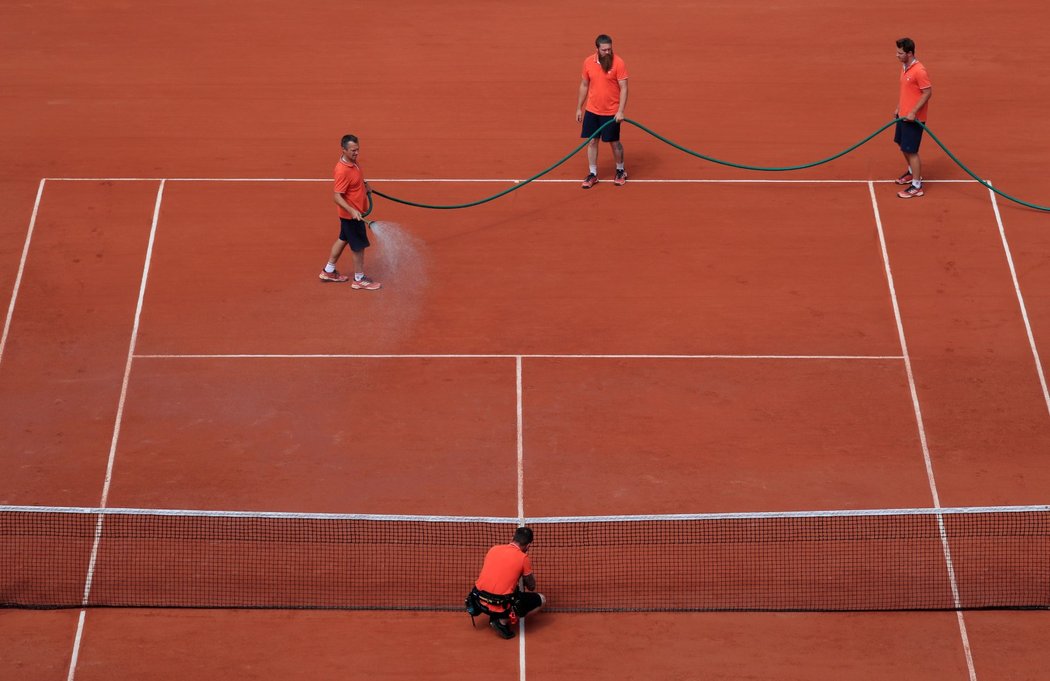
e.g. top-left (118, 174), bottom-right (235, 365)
top-left (522, 573), bottom-right (536, 592)
top-left (615, 79), bottom-right (628, 122)
top-left (333, 192), bottom-right (362, 221)
top-left (576, 77), bottom-right (589, 122)
top-left (903, 87), bottom-right (932, 121)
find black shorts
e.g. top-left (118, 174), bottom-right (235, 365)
top-left (470, 589), bottom-right (543, 620)
top-left (581, 110), bottom-right (621, 142)
top-left (339, 218), bottom-right (370, 252)
top-left (894, 120), bottom-right (925, 154)
top-left (514, 591), bottom-right (543, 618)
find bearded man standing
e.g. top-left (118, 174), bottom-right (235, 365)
top-left (576, 34), bottom-right (629, 188)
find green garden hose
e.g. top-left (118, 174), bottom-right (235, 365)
top-left (362, 118), bottom-right (1048, 215)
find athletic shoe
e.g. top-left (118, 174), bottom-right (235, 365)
top-left (581, 173), bottom-right (598, 189)
top-left (894, 171), bottom-right (914, 185)
top-left (351, 276), bottom-right (382, 290)
top-left (897, 185), bottom-right (924, 199)
top-left (490, 619), bottom-right (515, 639)
top-left (319, 270), bottom-right (350, 283)
top-left (614, 169), bottom-right (628, 186)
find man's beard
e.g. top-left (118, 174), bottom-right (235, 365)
top-left (599, 51), bottom-right (613, 72)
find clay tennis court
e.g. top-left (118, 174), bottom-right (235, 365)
top-left (2, 2), bottom-right (1049, 679)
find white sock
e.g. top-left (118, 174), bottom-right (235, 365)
top-left (616, 163), bottom-right (624, 171)
top-left (589, 165), bottom-right (597, 176)
top-left (912, 179), bottom-right (921, 189)
top-left (355, 272), bottom-right (365, 281)
top-left (324, 263), bottom-right (337, 273)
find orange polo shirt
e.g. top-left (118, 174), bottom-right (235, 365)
top-left (899, 60), bottom-right (931, 122)
top-left (334, 159), bottom-right (367, 218)
top-left (475, 543), bottom-right (532, 609)
top-left (582, 53), bottom-right (628, 116)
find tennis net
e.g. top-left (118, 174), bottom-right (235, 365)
top-left (1, 504), bottom-right (1047, 611)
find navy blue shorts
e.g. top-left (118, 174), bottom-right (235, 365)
top-left (581, 110), bottom-right (621, 142)
top-left (339, 218), bottom-right (370, 252)
top-left (894, 120), bottom-right (925, 154)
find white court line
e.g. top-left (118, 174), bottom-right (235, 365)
top-left (8, 503), bottom-right (1044, 521)
top-left (0, 179), bottom-right (46, 369)
top-left (516, 356), bottom-right (525, 522)
top-left (44, 176), bottom-right (983, 184)
top-left (133, 353), bottom-right (903, 360)
top-left (866, 184), bottom-right (943, 507)
top-left (66, 179), bottom-right (166, 681)
top-left (31, 174), bottom-right (993, 681)
top-left (516, 357), bottom-right (527, 681)
top-left (525, 504), bottom-right (1050, 522)
top-left (867, 182), bottom-right (978, 681)
top-left (519, 614), bottom-right (527, 681)
top-left (988, 181), bottom-right (1050, 419)
top-left (66, 612), bottom-right (88, 681)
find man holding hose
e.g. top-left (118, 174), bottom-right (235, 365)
top-left (319, 134), bottom-right (382, 289)
top-left (893, 37), bottom-right (933, 199)
top-left (577, 34), bottom-right (629, 188)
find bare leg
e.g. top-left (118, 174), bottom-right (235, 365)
top-left (328, 239), bottom-right (347, 265)
top-left (611, 140), bottom-right (624, 166)
top-left (903, 151), bottom-right (922, 183)
top-left (586, 138), bottom-right (599, 172)
top-left (351, 249), bottom-right (365, 276)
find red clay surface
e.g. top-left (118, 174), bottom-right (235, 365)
top-left (135, 182), bottom-right (899, 356)
top-left (523, 357), bottom-right (932, 516)
top-left (107, 356), bottom-right (519, 515)
top-left (2, 2), bottom-right (1049, 680)
top-left (0, 181), bottom-right (158, 506)
top-left (65, 611), bottom-right (515, 681)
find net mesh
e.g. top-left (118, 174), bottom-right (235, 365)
top-left (1, 505), bottom-right (1047, 611)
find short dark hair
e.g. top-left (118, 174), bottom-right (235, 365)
top-left (595, 34), bottom-right (612, 48)
top-left (896, 37), bottom-right (915, 54)
top-left (340, 134), bottom-right (359, 149)
top-left (513, 527), bottom-right (534, 546)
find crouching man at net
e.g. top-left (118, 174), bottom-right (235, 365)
top-left (466, 527), bottom-right (545, 639)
